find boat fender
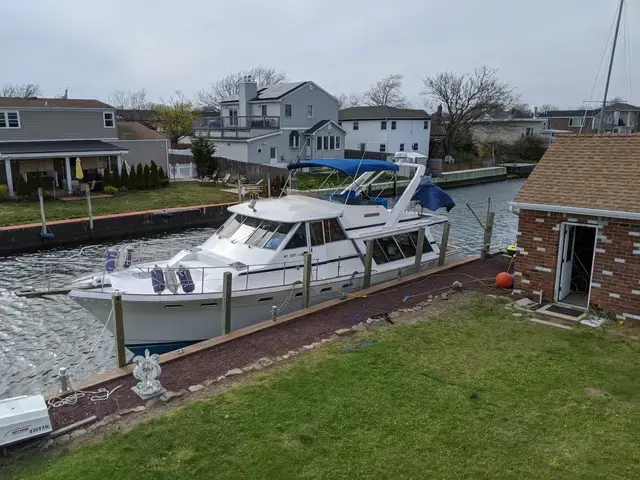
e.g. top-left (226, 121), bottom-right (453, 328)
top-left (151, 265), bottom-right (166, 294)
top-left (165, 267), bottom-right (179, 294)
top-left (120, 245), bottom-right (134, 269)
top-left (104, 248), bottom-right (118, 272)
top-left (177, 265), bottom-right (195, 293)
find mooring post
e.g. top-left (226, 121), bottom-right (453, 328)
top-left (112, 293), bottom-right (126, 368)
top-left (302, 253), bottom-right (312, 308)
top-left (363, 239), bottom-right (374, 288)
top-left (86, 186), bottom-right (94, 233)
top-left (438, 223), bottom-right (451, 267)
top-left (222, 271), bottom-right (232, 334)
top-left (38, 187), bottom-right (47, 235)
top-left (267, 173), bottom-right (271, 198)
top-left (414, 227), bottom-right (425, 273)
top-left (481, 212), bottom-right (495, 259)
top-left (393, 174), bottom-right (398, 198)
top-left (237, 178), bottom-right (242, 203)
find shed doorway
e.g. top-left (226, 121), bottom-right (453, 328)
top-left (555, 223), bottom-right (597, 308)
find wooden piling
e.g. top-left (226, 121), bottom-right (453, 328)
top-left (112, 293), bottom-right (126, 368)
top-left (363, 239), bottom-right (374, 288)
top-left (38, 187), bottom-right (47, 235)
top-left (414, 227), bottom-right (425, 273)
top-left (267, 173), bottom-right (271, 198)
top-left (481, 212), bottom-right (495, 259)
top-left (302, 253), bottom-right (312, 308)
top-left (438, 223), bottom-right (451, 267)
top-left (86, 187), bottom-right (94, 233)
top-left (222, 271), bottom-right (232, 334)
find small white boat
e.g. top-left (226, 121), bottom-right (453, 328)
top-left (68, 159), bottom-right (463, 354)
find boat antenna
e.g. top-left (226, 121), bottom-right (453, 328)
top-left (598, 0), bottom-right (624, 133)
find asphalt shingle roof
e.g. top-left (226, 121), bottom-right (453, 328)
top-left (513, 134), bottom-right (640, 214)
top-left (339, 106), bottom-right (430, 121)
top-left (0, 97), bottom-right (113, 109)
top-left (220, 82), bottom-right (308, 103)
top-left (0, 140), bottom-right (127, 155)
top-left (117, 122), bottom-right (167, 141)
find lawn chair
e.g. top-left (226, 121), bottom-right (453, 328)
top-left (220, 173), bottom-right (231, 186)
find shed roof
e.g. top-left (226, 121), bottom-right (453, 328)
top-left (512, 134), bottom-right (640, 215)
top-left (339, 106), bottom-right (430, 121)
top-left (117, 121), bottom-right (167, 140)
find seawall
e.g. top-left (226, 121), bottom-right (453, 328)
top-left (0, 202), bottom-right (235, 256)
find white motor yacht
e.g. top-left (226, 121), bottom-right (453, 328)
top-left (67, 159), bottom-right (463, 354)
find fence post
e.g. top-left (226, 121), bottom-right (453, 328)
top-left (86, 186), bottom-right (94, 233)
top-left (267, 173), bottom-right (271, 198)
top-left (363, 239), bottom-right (374, 288)
top-left (438, 223), bottom-right (451, 267)
top-left (38, 187), bottom-right (47, 236)
top-left (414, 227), bottom-right (425, 273)
top-left (302, 253), bottom-right (312, 309)
top-left (112, 293), bottom-right (126, 368)
top-left (481, 212), bottom-right (495, 259)
top-left (222, 271), bottom-right (232, 334)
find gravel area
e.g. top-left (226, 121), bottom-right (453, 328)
top-left (49, 255), bottom-right (511, 430)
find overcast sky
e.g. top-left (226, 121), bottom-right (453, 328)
top-left (2, 0), bottom-right (638, 109)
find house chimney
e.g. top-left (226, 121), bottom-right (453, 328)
top-left (436, 104), bottom-right (443, 123)
top-left (64, 87), bottom-right (68, 99)
top-left (238, 75), bottom-right (258, 118)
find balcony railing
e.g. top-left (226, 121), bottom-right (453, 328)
top-left (194, 116), bottom-right (280, 131)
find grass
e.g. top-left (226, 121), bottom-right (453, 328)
top-left (0, 183), bottom-right (237, 227)
top-left (6, 296), bottom-right (640, 479)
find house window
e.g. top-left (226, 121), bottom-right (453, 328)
top-left (412, 143), bottom-right (419, 151)
top-left (316, 136), bottom-right (323, 150)
top-left (103, 112), bottom-right (115, 128)
top-left (525, 127), bottom-right (534, 137)
top-left (285, 104), bottom-right (292, 118)
top-left (329, 136), bottom-right (335, 150)
top-left (335, 136), bottom-right (341, 150)
top-left (0, 111), bottom-right (20, 129)
top-left (306, 105), bottom-right (314, 118)
top-left (270, 147), bottom-right (277, 159)
top-left (323, 136), bottom-right (329, 150)
top-left (569, 117), bottom-right (584, 127)
top-left (358, 143), bottom-right (366, 151)
top-left (423, 120), bottom-right (429, 129)
top-left (353, 121), bottom-right (359, 131)
top-left (381, 120), bottom-right (387, 130)
top-left (399, 143), bottom-right (405, 152)
top-left (229, 108), bottom-right (238, 126)
top-left (391, 120), bottom-right (396, 130)
top-left (289, 131), bottom-right (300, 148)
top-left (379, 144), bottom-right (386, 153)
top-left (261, 105), bottom-right (267, 117)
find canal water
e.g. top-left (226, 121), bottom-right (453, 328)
top-left (0, 179), bottom-right (524, 398)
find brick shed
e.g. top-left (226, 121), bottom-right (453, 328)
top-left (510, 134), bottom-right (640, 321)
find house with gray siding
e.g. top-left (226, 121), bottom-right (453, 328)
top-left (193, 77), bottom-right (346, 165)
top-left (0, 98), bottom-right (167, 199)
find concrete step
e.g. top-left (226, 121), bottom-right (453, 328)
top-left (529, 317), bottom-right (573, 330)
top-left (534, 304), bottom-right (585, 326)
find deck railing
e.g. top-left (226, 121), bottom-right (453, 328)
top-left (194, 116), bottom-right (280, 131)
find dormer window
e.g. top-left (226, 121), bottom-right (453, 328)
top-left (103, 112), bottom-right (115, 128)
top-left (0, 111), bottom-right (20, 129)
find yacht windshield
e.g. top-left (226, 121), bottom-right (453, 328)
top-left (218, 214), bottom-right (294, 250)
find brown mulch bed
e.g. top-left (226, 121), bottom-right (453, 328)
top-left (50, 255), bottom-right (511, 430)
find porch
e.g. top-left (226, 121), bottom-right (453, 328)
top-left (0, 140), bottom-right (129, 199)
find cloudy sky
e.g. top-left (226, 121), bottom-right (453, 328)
top-left (2, 0), bottom-right (638, 109)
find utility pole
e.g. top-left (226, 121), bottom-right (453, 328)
top-left (599, 0), bottom-right (624, 133)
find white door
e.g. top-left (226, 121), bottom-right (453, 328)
top-left (558, 224), bottom-right (575, 301)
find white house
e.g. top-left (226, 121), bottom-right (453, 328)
top-left (470, 117), bottom-right (549, 144)
top-left (193, 77), bottom-right (345, 165)
top-left (339, 106), bottom-right (431, 157)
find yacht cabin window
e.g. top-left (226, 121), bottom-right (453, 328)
top-left (217, 214), bottom-right (295, 250)
top-left (309, 219), bottom-right (347, 246)
top-left (372, 231), bottom-right (433, 265)
top-left (284, 223), bottom-right (308, 249)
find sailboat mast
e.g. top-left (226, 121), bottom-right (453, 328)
top-left (599, 0), bottom-right (625, 133)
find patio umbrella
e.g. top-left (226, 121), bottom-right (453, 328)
top-left (75, 157), bottom-right (84, 180)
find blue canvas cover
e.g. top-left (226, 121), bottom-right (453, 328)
top-left (287, 159), bottom-right (399, 176)
top-left (412, 182), bottom-right (456, 212)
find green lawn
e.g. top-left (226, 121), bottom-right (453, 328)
top-left (6, 296), bottom-right (640, 479)
top-left (0, 183), bottom-right (237, 227)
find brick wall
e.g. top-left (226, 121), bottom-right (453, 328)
top-left (515, 210), bottom-right (640, 320)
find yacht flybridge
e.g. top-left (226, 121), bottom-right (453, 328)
top-left (67, 159), bottom-right (463, 354)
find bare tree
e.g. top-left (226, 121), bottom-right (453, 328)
top-left (421, 66), bottom-right (519, 154)
top-left (362, 74), bottom-right (409, 108)
top-left (336, 92), bottom-right (363, 109)
top-left (1, 84), bottom-right (43, 98)
top-left (152, 91), bottom-right (196, 145)
top-left (538, 103), bottom-right (559, 114)
top-left (196, 66), bottom-right (288, 108)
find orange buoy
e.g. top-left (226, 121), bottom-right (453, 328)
top-left (496, 272), bottom-right (513, 288)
